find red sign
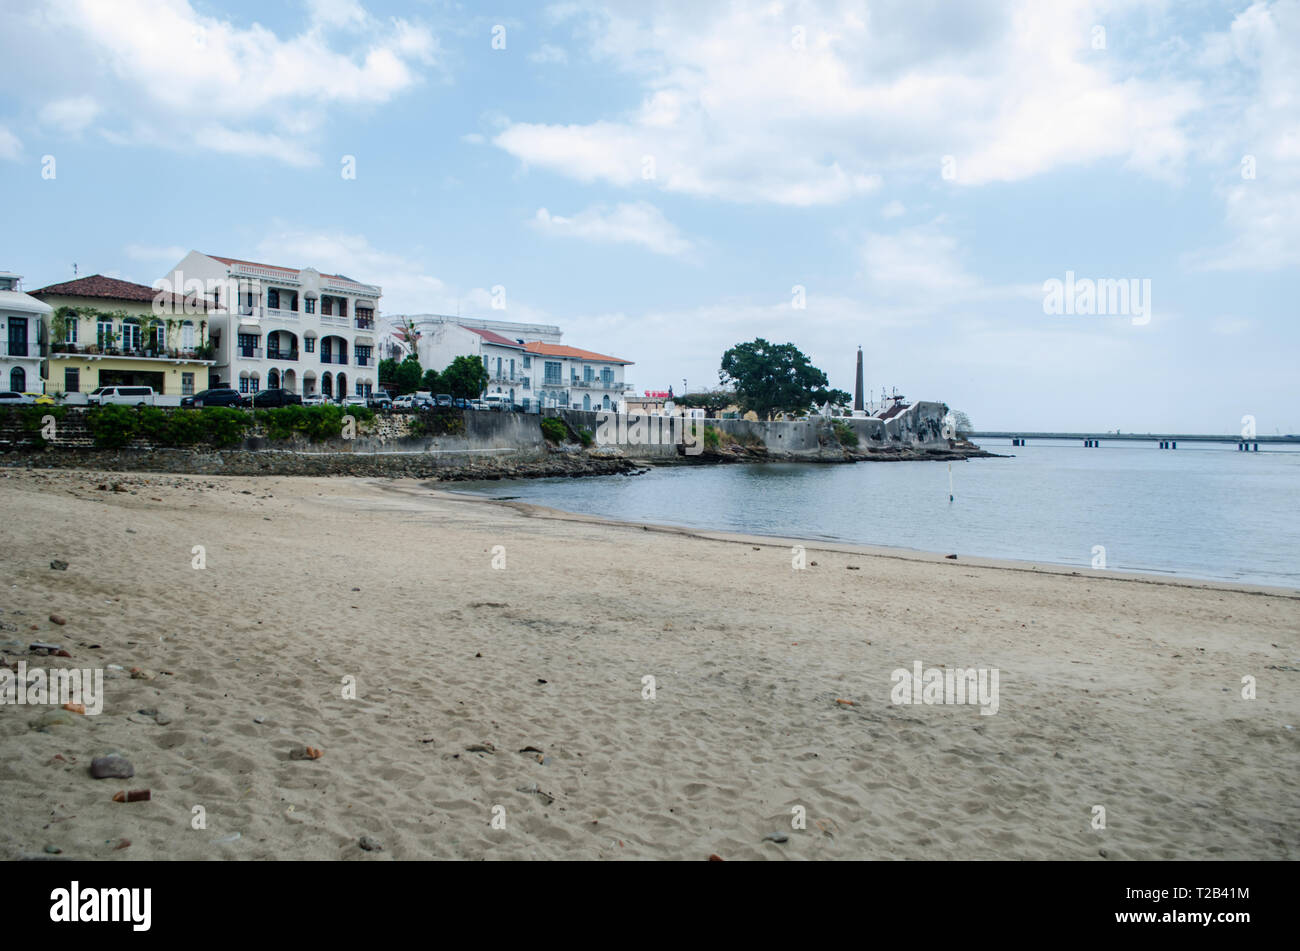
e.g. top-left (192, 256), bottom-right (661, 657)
top-left (643, 390), bottom-right (671, 398)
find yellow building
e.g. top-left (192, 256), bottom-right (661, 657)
top-left (30, 275), bottom-right (216, 400)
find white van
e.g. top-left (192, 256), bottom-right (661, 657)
top-left (481, 394), bottom-right (510, 411)
top-left (89, 386), bottom-right (157, 407)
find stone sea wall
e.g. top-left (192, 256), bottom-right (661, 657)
top-left (0, 401), bottom-right (985, 478)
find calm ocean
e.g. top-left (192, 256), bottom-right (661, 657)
top-left (453, 439), bottom-right (1300, 589)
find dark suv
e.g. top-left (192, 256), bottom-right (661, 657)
top-left (249, 388), bottom-right (303, 408)
top-left (182, 388), bottom-right (243, 408)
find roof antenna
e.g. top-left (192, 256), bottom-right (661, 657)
top-left (73, 263), bottom-right (78, 277)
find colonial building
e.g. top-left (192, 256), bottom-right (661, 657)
top-left (29, 275), bottom-right (215, 400)
top-left (160, 252), bottom-right (382, 399)
top-left (523, 342), bottom-right (633, 412)
top-left (0, 272), bottom-right (51, 394)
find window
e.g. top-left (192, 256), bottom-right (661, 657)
top-left (65, 319), bottom-right (78, 344)
top-left (239, 377), bottom-right (249, 394)
top-left (584, 365), bottom-right (594, 383)
top-left (250, 373), bottom-right (260, 393)
top-left (509, 358), bottom-right (515, 379)
top-left (97, 320), bottom-right (114, 349)
top-left (152, 323), bottom-right (166, 351)
top-left (121, 320), bottom-right (141, 351)
top-left (544, 361), bottom-right (562, 385)
top-left (182, 321), bottom-right (195, 350)
top-left (305, 336), bottom-right (315, 353)
top-left (237, 333), bottom-right (260, 358)
top-left (356, 345), bottom-right (372, 367)
top-left (321, 297), bottom-right (332, 316)
top-left (267, 288), bottom-right (280, 309)
top-left (64, 368), bottom-right (79, 393)
top-left (305, 297), bottom-right (316, 314)
top-left (181, 372), bottom-right (194, 396)
top-left (10, 367), bottom-right (25, 391)
top-left (523, 355), bottom-right (531, 369)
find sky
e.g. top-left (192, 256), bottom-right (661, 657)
top-left (1, 0), bottom-right (1297, 433)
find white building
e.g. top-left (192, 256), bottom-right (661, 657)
top-left (398, 313), bottom-right (633, 410)
top-left (0, 272), bottom-right (52, 394)
top-left (522, 342), bottom-right (633, 412)
top-left (160, 252), bottom-right (383, 399)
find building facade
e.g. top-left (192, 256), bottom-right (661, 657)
top-left (160, 252), bottom-right (382, 399)
top-left (523, 342), bottom-right (633, 412)
top-left (29, 276), bottom-right (215, 400)
top-left (0, 272), bottom-right (51, 394)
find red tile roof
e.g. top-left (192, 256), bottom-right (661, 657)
top-left (523, 341), bottom-right (632, 364)
top-left (30, 275), bottom-right (208, 311)
top-left (462, 326), bottom-right (524, 348)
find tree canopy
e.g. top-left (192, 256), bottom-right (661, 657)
top-left (718, 338), bottom-right (849, 420)
top-left (439, 355), bottom-right (490, 400)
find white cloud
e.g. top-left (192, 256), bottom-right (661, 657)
top-left (0, 125), bottom-right (19, 161)
top-left (531, 201), bottom-right (692, 256)
top-left (125, 243), bottom-right (188, 263)
top-left (492, 0), bottom-right (1197, 204)
top-left (11, 0), bottom-right (437, 165)
top-left (40, 97), bottom-right (100, 134)
top-left (1190, 0), bottom-right (1300, 271)
top-left (881, 200), bottom-right (906, 218)
top-left (529, 43), bottom-right (568, 64)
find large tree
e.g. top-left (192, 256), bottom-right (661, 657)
top-left (393, 356), bottom-right (423, 395)
top-left (439, 354), bottom-right (490, 400)
top-left (673, 389), bottom-right (736, 417)
top-left (718, 339), bottom-right (849, 420)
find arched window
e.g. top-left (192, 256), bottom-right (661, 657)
top-left (10, 367), bottom-right (26, 392)
top-left (268, 368), bottom-right (280, 389)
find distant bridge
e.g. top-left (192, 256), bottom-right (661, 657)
top-left (971, 431), bottom-right (1299, 449)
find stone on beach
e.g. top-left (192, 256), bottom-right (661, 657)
top-left (90, 755), bottom-right (135, 779)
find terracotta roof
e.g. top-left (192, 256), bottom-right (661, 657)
top-left (463, 326), bottom-right (524, 348)
top-left (30, 275), bottom-right (207, 311)
top-left (523, 341), bottom-right (632, 364)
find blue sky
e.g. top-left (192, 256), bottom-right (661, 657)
top-left (1, 0), bottom-right (1297, 432)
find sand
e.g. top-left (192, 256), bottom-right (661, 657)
top-left (0, 466), bottom-right (1297, 860)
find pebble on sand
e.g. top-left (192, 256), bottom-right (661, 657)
top-left (50, 560), bottom-right (68, 571)
top-left (289, 745), bottom-right (323, 760)
top-left (90, 755), bottom-right (135, 779)
top-left (358, 836), bottom-right (384, 851)
top-left (49, 615), bottom-right (67, 626)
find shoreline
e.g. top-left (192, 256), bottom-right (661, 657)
top-left (2, 468), bottom-right (1296, 861)
top-left (426, 484), bottom-right (1300, 599)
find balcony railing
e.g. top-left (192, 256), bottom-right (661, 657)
top-left (4, 342), bottom-right (29, 357)
top-left (355, 356), bottom-right (371, 367)
top-left (238, 346), bottom-right (264, 359)
top-left (48, 343), bottom-right (214, 362)
top-left (354, 317), bottom-right (375, 330)
top-left (267, 350), bottom-right (299, 361)
top-left (319, 353), bottom-right (349, 365)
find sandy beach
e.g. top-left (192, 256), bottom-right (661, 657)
top-left (1, 467), bottom-right (1297, 860)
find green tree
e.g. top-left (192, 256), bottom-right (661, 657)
top-left (673, 389), bottom-right (735, 417)
top-left (393, 356), bottom-right (423, 394)
top-left (718, 338), bottom-right (848, 420)
top-left (421, 368), bottom-right (442, 392)
top-left (378, 357), bottom-right (399, 390)
top-left (439, 354), bottom-right (490, 400)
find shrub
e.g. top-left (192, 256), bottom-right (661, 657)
top-left (577, 427), bottom-right (594, 447)
top-left (18, 405), bottom-right (66, 447)
top-left (85, 405), bottom-right (138, 448)
top-left (832, 421), bottom-right (859, 447)
top-left (540, 416), bottom-right (568, 443)
top-left (197, 407), bottom-right (249, 447)
top-left (702, 425), bottom-right (721, 450)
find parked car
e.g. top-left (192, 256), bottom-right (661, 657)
top-left (392, 395), bottom-right (412, 409)
top-left (469, 399), bottom-right (489, 411)
top-left (249, 388), bottom-right (303, 408)
top-left (0, 391), bottom-right (35, 404)
top-left (301, 393), bottom-right (326, 406)
top-left (452, 398), bottom-right (470, 409)
top-left (182, 388), bottom-right (243, 408)
top-left (90, 386), bottom-right (156, 407)
top-left (435, 393), bottom-right (453, 407)
top-left (481, 394), bottom-right (510, 411)
top-left (342, 395), bottom-right (366, 408)
top-left (23, 392), bottom-right (54, 405)
top-left (367, 391), bottom-right (393, 410)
